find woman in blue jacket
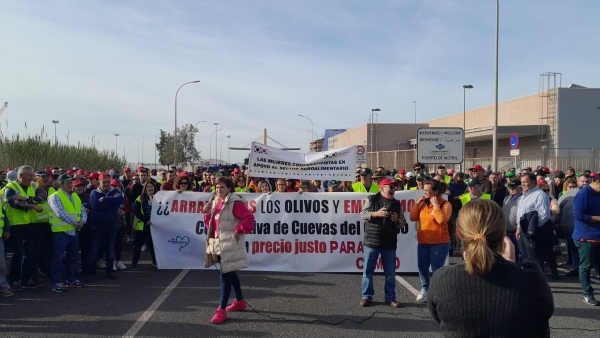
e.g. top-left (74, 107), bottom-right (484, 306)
top-left (132, 182), bottom-right (156, 270)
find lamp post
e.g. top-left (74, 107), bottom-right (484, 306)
top-left (492, 0), bottom-right (499, 171)
top-left (209, 128), bottom-right (222, 165)
top-left (462, 85), bottom-right (474, 172)
top-left (370, 109), bottom-right (380, 153)
top-left (298, 115), bottom-right (314, 142)
top-left (114, 134), bottom-right (119, 156)
top-left (141, 136), bottom-right (144, 167)
top-left (123, 142), bottom-right (130, 161)
top-left (174, 80), bottom-right (200, 167)
top-left (213, 123), bottom-right (219, 165)
top-left (413, 101), bottom-right (417, 124)
top-left (220, 135), bottom-right (231, 164)
top-left (52, 120), bottom-right (59, 144)
top-left (137, 138), bottom-right (140, 164)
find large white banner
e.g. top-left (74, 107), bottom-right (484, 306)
top-left (247, 142), bottom-right (356, 181)
top-left (150, 190), bottom-right (427, 273)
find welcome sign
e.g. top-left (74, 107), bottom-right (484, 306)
top-left (247, 142), bottom-right (357, 181)
top-left (151, 190), bottom-right (428, 273)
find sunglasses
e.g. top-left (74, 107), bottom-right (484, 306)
top-left (414, 168), bottom-right (421, 171)
top-left (132, 178), bottom-right (140, 181)
top-left (180, 182), bottom-right (189, 185)
top-left (542, 189), bottom-right (550, 192)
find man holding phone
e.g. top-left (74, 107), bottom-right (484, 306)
top-left (359, 179), bottom-right (407, 308)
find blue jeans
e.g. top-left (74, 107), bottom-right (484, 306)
top-left (506, 232), bottom-right (521, 263)
top-left (418, 243), bottom-right (450, 291)
top-left (51, 232), bottom-right (79, 284)
top-left (220, 271), bottom-right (243, 309)
top-left (562, 228), bottom-right (580, 270)
top-left (361, 246), bottom-right (397, 301)
top-left (86, 227), bottom-right (116, 276)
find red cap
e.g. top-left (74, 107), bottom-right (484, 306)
top-left (448, 169), bottom-right (455, 175)
top-left (67, 170), bottom-right (74, 175)
top-left (99, 174), bottom-right (111, 180)
top-left (137, 167), bottom-right (145, 172)
top-left (123, 167), bottom-right (131, 172)
top-left (72, 179), bottom-right (85, 187)
top-left (378, 178), bottom-right (399, 189)
top-left (46, 169), bottom-right (53, 175)
top-left (591, 172), bottom-right (598, 178)
top-left (469, 165), bottom-right (485, 172)
top-left (554, 169), bottom-right (560, 174)
top-left (537, 179), bottom-right (547, 185)
top-left (177, 171), bottom-right (187, 177)
top-left (399, 169), bottom-right (406, 175)
top-left (543, 167), bottom-right (550, 173)
top-left (110, 179), bottom-right (121, 186)
top-left (232, 168), bottom-right (241, 174)
top-left (110, 168), bottom-right (116, 171)
top-left (87, 172), bottom-right (100, 180)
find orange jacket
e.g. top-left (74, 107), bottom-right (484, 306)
top-left (410, 196), bottom-right (452, 245)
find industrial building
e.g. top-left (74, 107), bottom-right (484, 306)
top-left (315, 73), bottom-right (600, 171)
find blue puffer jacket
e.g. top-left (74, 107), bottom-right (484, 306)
top-left (89, 188), bottom-right (124, 228)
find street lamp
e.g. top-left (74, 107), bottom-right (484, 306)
top-left (114, 134), bottom-right (119, 156)
top-left (52, 120), bottom-right (59, 144)
top-left (370, 109), bottom-right (380, 153)
top-left (213, 123), bottom-right (219, 165)
top-left (137, 138), bottom-right (140, 164)
top-left (492, 0), bottom-right (499, 171)
top-left (462, 85), bottom-right (474, 172)
top-left (123, 142), bottom-right (130, 161)
top-left (141, 136), bottom-right (144, 167)
top-left (298, 115), bottom-right (314, 142)
top-left (220, 135), bottom-right (231, 164)
top-left (209, 128), bottom-right (222, 165)
top-left (413, 101), bottom-right (417, 124)
top-left (174, 80), bottom-right (200, 167)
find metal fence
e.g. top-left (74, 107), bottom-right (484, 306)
top-left (366, 147), bottom-right (600, 172)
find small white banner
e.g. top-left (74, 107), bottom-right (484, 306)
top-left (417, 127), bottom-right (464, 164)
top-left (247, 142), bottom-right (356, 180)
top-left (510, 149), bottom-right (520, 156)
top-left (150, 190), bottom-right (428, 272)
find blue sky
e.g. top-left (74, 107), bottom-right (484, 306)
top-left (1, 0), bottom-right (599, 165)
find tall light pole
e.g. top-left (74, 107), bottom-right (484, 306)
top-left (141, 136), bottom-right (144, 167)
top-left (124, 142), bottom-right (130, 161)
top-left (137, 138), bottom-right (140, 164)
top-left (174, 80), bottom-right (200, 167)
top-left (220, 135), bottom-right (231, 164)
top-left (370, 109), bottom-right (380, 153)
top-left (492, 0), bottom-right (499, 171)
top-left (462, 85), bottom-right (474, 173)
top-left (213, 123), bottom-right (219, 165)
top-left (52, 120), bottom-right (59, 144)
top-left (227, 135), bottom-right (231, 163)
top-left (209, 128), bottom-right (222, 165)
top-left (298, 115), bottom-right (314, 142)
top-left (307, 130), bottom-right (318, 139)
top-left (114, 134), bottom-right (119, 156)
top-left (413, 101), bottom-right (417, 124)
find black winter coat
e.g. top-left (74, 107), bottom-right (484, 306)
top-left (360, 193), bottom-right (405, 250)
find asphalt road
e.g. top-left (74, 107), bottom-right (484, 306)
top-left (1, 248), bottom-right (600, 338)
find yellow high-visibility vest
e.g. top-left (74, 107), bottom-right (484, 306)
top-left (49, 190), bottom-right (81, 233)
top-left (352, 182), bottom-right (379, 193)
top-left (460, 193), bottom-right (491, 206)
top-left (5, 182), bottom-right (38, 226)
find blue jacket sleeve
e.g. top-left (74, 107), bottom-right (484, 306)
top-left (90, 191), bottom-right (110, 212)
top-left (573, 191), bottom-right (592, 223)
top-left (6, 187), bottom-right (28, 210)
top-left (103, 194), bottom-right (124, 206)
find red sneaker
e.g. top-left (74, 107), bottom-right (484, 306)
top-left (210, 308), bottom-right (227, 324)
top-left (226, 299), bottom-right (247, 312)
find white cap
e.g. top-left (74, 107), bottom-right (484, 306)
top-left (7, 170), bottom-right (18, 183)
top-left (406, 171), bottom-right (414, 178)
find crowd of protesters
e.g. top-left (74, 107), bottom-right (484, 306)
top-left (1, 161), bottom-right (599, 329)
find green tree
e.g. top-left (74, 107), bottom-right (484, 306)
top-left (156, 124), bottom-right (200, 166)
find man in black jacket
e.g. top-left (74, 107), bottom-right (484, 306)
top-left (489, 172), bottom-right (508, 207)
top-left (359, 179), bottom-right (407, 308)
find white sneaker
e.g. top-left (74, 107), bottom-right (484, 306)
top-left (112, 262), bottom-right (117, 271)
top-left (97, 260), bottom-right (106, 269)
top-left (116, 261), bottom-right (127, 270)
top-left (141, 244), bottom-right (147, 252)
top-left (416, 289), bottom-right (428, 303)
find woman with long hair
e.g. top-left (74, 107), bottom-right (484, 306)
top-left (203, 177), bottom-right (255, 324)
top-left (131, 182), bottom-right (157, 270)
top-left (409, 179), bottom-right (452, 303)
top-left (428, 199), bottom-right (554, 337)
top-left (174, 175), bottom-right (192, 193)
top-left (274, 179), bottom-right (287, 193)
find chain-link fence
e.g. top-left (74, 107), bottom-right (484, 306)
top-left (365, 147), bottom-right (600, 172)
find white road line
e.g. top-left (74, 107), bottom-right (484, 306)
top-left (556, 267), bottom-right (600, 284)
top-left (395, 275), bottom-right (419, 296)
top-left (122, 269), bottom-right (189, 338)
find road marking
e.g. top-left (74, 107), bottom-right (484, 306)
top-left (557, 268), bottom-right (600, 284)
top-left (122, 269), bottom-right (189, 338)
top-left (395, 275), bottom-right (419, 296)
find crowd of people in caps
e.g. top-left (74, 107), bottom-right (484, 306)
top-left (1, 161), bottom-right (599, 332)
